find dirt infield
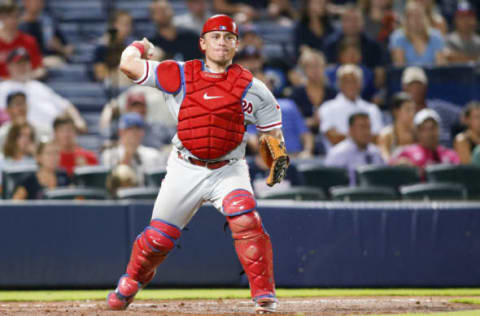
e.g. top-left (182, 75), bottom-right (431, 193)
top-left (0, 296), bottom-right (477, 315)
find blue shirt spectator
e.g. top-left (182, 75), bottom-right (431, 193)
top-left (248, 99), bottom-right (313, 156)
top-left (324, 112), bottom-right (385, 185)
top-left (389, 29), bottom-right (446, 66)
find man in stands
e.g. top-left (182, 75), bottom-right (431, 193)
top-left (401, 66), bottom-right (462, 147)
top-left (0, 48), bottom-right (87, 133)
top-left (325, 111), bottom-right (384, 186)
top-left (0, 0), bottom-right (45, 79)
top-left (390, 109), bottom-right (460, 174)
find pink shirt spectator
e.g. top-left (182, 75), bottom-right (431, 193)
top-left (390, 144), bottom-right (460, 172)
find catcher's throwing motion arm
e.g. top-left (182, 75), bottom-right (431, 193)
top-left (258, 128), bottom-right (290, 187)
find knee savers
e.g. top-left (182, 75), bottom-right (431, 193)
top-left (222, 189), bottom-right (263, 239)
top-left (126, 219), bottom-right (181, 284)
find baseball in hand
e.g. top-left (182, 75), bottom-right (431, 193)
top-left (141, 37), bottom-right (155, 59)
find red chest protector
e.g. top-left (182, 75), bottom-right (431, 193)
top-left (177, 60), bottom-right (253, 160)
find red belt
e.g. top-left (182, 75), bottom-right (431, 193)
top-left (177, 151), bottom-right (230, 170)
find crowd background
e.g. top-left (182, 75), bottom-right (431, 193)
top-left (1, 0), bottom-right (480, 200)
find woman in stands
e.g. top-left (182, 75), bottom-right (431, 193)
top-left (294, 0), bottom-right (334, 59)
top-left (290, 48), bottom-right (336, 133)
top-left (454, 101), bottom-right (480, 164)
top-left (377, 92), bottom-right (416, 161)
top-left (0, 123), bottom-right (37, 185)
top-left (93, 10), bottom-right (135, 87)
top-left (12, 140), bottom-right (71, 200)
top-left (389, 1), bottom-right (447, 66)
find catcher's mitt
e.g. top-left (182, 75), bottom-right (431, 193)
top-left (259, 135), bottom-right (289, 187)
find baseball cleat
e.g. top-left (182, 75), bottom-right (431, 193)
top-left (254, 297), bottom-right (278, 314)
top-left (107, 274), bottom-right (141, 310)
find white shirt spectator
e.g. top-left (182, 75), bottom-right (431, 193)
top-left (319, 93), bottom-right (383, 149)
top-left (0, 80), bottom-right (69, 131)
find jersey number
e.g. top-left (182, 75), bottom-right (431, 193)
top-left (242, 100), bottom-right (253, 114)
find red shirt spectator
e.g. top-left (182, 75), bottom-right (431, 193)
top-left (0, 31), bottom-right (42, 78)
top-left (60, 148), bottom-right (98, 175)
top-left (53, 116), bottom-right (98, 176)
top-left (0, 0), bottom-right (43, 79)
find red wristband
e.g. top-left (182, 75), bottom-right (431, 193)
top-left (130, 42), bottom-right (145, 56)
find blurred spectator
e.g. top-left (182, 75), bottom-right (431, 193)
top-left (266, 0), bottom-right (298, 25)
top-left (401, 66), bottom-right (461, 146)
top-left (358, 0), bottom-right (397, 48)
top-left (325, 112), bottom-right (384, 186)
top-left (99, 89), bottom-right (175, 150)
top-left (0, 0), bottom-right (44, 79)
top-left (445, 2), bottom-right (480, 64)
top-left (0, 48), bottom-right (87, 133)
top-left (0, 122), bottom-right (36, 184)
top-left (12, 140), bottom-right (71, 200)
top-left (377, 92), bottom-right (416, 161)
top-left (290, 49), bottom-right (335, 133)
top-left (472, 144), bottom-right (480, 166)
top-left (390, 109), bottom-right (460, 174)
top-left (93, 10), bottom-right (135, 87)
top-left (0, 91), bottom-right (51, 149)
top-left (294, 0), bottom-right (334, 58)
top-left (101, 113), bottom-right (167, 185)
top-left (325, 39), bottom-right (376, 101)
top-left (318, 64), bottom-right (383, 151)
top-left (234, 45), bottom-right (270, 89)
top-left (173, 0), bottom-right (212, 35)
top-left (238, 27), bottom-right (264, 52)
top-left (389, 1), bottom-right (447, 66)
top-left (53, 116), bottom-right (98, 176)
top-left (150, 0), bottom-right (201, 61)
top-left (324, 5), bottom-right (385, 70)
top-left (408, 0), bottom-right (448, 34)
top-left (247, 98), bottom-right (314, 158)
top-left (106, 164), bottom-right (138, 198)
top-left (454, 101), bottom-right (480, 164)
top-left (213, 0), bottom-right (266, 24)
top-left (19, 0), bottom-right (73, 68)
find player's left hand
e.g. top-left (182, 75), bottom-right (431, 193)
top-left (259, 135), bottom-right (290, 187)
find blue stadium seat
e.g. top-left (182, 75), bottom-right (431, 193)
top-left (74, 165), bottom-right (111, 189)
top-left (116, 186), bottom-right (159, 200)
top-left (49, 82), bottom-right (107, 99)
top-left (400, 182), bottom-right (467, 201)
top-left (115, 1), bottom-right (152, 21)
top-left (2, 165), bottom-right (37, 199)
top-left (46, 64), bottom-right (89, 83)
top-left (330, 186), bottom-right (398, 201)
top-left (48, 0), bottom-right (106, 22)
top-left (43, 187), bottom-right (108, 200)
top-left (258, 186), bottom-right (326, 201)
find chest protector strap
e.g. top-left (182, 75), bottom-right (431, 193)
top-left (177, 60), bottom-right (253, 160)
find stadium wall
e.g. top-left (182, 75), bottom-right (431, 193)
top-left (1, 201), bottom-right (479, 288)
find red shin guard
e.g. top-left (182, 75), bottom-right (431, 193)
top-left (126, 219), bottom-right (181, 284)
top-left (223, 190), bottom-right (275, 300)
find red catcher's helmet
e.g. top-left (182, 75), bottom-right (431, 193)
top-left (201, 14), bottom-right (238, 37)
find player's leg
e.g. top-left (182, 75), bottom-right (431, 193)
top-left (108, 151), bottom-right (208, 310)
top-left (210, 160), bottom-right (277, 313)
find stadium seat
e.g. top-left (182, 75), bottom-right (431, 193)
top-left (329, 186), bottom-right (397, 201)
top-left (400, 182), bottom-right (467, 201)
top-left (43, 187), bottom-right (108, 200)
top-left (144, 167), bottom-right (167, 187)
top-left (257, 186), bottom-right (326, 201)
top-left (74, 165), bottom-right (111, 189)
top-left (2, 165), bottom-right (37, 199)
top-left (426, 165), bottom-right (480, 199)
top-left (296, 164), bottom-right (349, 195)
top-left (116, 187), bottom-right (159, 200)
top-left (356, 165), bottom-right (420, 190)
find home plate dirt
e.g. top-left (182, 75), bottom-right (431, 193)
top-left (0, 296), bottom-right (477, 315)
